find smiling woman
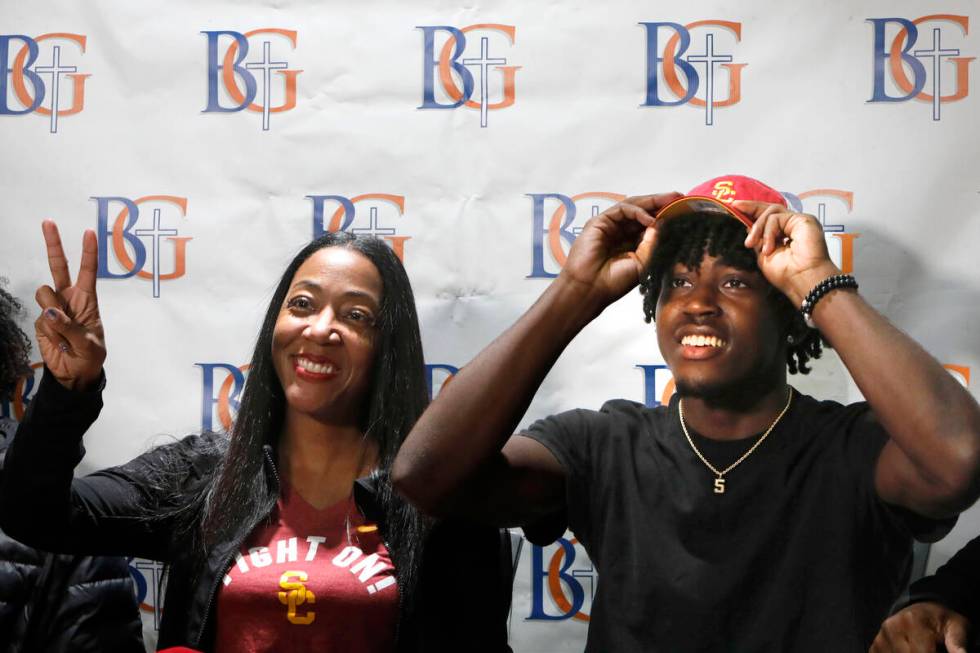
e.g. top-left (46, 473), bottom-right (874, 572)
top-left (0, 225), bottom-right (513, 653)
top-left (273, 247), bottom-right (384, 432)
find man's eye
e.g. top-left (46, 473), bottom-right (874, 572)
top-left (669, 277), bottom-right (691, 288)
top-left (724, 278), bottom-right (747, 289)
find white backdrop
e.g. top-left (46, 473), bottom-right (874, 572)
top-left (1, 1), bottom-right (978, 650)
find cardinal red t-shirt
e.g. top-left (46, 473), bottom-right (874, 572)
top-left (213, 482), bottom-right (399, 652)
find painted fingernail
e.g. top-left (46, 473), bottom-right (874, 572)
top-left (58, 343), bottom-right (69, 352)
top-left (45, 308), bottom-right (58, 321)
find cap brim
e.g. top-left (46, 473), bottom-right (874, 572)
top-left (655, 196), bottom-right (754, 230)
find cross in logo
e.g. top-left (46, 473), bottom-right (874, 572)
top-left (686, 33), bottom-right (733, 126)
top-left (351, 207), bottom-right (397, 238)
top-left (34, 45), bottom-right (76, 134)
top-left (571, 560), bottom-right (598, 601)
top-left (134, 208), bottom-right (178, 298)
top-left (913, 28), bottom-right (960, 121)
top-left (245, 41), bottom-right (288, 131)
top-left (813, 202), bottom-right (845, 233)
top-left (463, 37), bottom-right (507, 128)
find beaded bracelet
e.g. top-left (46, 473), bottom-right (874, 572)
top-left (800, 274), bottom-right (858, 327)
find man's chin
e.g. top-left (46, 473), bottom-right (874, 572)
top-left (674, 377), bottom-right (731, 401)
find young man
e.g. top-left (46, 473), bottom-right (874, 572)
top-left (392, 175), bottom-right (980, 651)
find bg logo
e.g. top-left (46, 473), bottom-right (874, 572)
top-left (781, 188), bottom-right (860, 274)
top-left (309, 194), bottom-right (411, 261)
top-left (0, 362), bottom-right (42, 421)
top-left (868, 15), bottom-right (973, 120)
top-left (129, 558), bottom-right (166, 631)
top-left (527, 192), bottom-right (626, 278)
top-left (197, 363), bottom-right (249, 432)
top-left (418, 24), bottom-right (520, 128)
top-left (0, 33), bottom-right (90, 133)
top-left (425, 363), bottom-right (458, 401)
top-left (203, 29), bottom-right (302, 131)
top-left (641, 21), bottom-right (746, 125)
top-left (528, 537), bottom-right (595, 622)
top-left (637, 364), bottom-right (675, 409)
top-left (94, 196), bottom-right (192, 298)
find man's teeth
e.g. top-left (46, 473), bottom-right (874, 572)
top-left (297, 357), bottom-right (335, 374)
top-left (681, 335), bottom-right (726, 348)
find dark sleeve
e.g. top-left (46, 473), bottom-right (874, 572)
top-left (518, 408), bottom-right (604, 546)
top-left (842, 405), bottom-right (956, 543)
top-left (899, 535), bottom-right (980, 622)
top-left (410, 520), bottom-right (513, 652)
top-left (0, 368), bottom-right (213, 561)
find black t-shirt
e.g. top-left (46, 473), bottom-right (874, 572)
top-left (521, 389), bottom-right (953, 653)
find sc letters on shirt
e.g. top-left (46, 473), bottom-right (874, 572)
top-left (223, 535), bottom-right (397, 595)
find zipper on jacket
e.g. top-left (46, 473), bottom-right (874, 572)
top-left (194, 446), bottom-right (281, 647)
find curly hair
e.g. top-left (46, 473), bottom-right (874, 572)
top-left (637, 212), bottom-right (824, 374)
top-left (0, 281), bottom-right (32, 400)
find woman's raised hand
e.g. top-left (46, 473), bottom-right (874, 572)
top-left (34, 220), bottom-right (106, 390)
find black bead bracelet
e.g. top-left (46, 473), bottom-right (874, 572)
top-left (800, 274), bottom-right (858, 327)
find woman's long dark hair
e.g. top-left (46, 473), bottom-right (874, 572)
top-left (165, 232), bottom-right (430, 604)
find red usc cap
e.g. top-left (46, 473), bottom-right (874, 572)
top-left (655, 174), bottom-right (786, 229)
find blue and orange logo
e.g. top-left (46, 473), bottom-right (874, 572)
top-left (425, 363), bottom-right (458, 401)
top-left (0, 362), bottom-right (42, 421)
top-left (869, 15), bottom-right (973, 120)
top-left (309, 194), bottom-right (411, 261)
top-left (197, 362), bottom-right (249, 432)
top-left (94, 195), bottom-right (192, 299)
top-left (203, 29), bottom-right (302, 131)
top-left (528, 192), bottom-right (626, 279)
top-left (0, 33), bottom-right (90, 133)
top-left (128, 558), bottom-right (166, 631)
top-left (528, 537), bottom-right (595, 622)
top-left (418, 24), bottom-right (520, 128)
top-left (781, 188), bottom-right (859, 275)
top-left (641, 20), bottom-right (746, 126)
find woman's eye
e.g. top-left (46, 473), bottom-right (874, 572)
top-left (724, 278), bottom-right (747, 289)
top-left (669, 277), bottom-right (691, 289)
top-left (346, 309), bottom-right (375, 325)
top-left (286, 296), bottom-right (313, 311)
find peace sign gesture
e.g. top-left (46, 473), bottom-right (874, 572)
top-left (33, 220), bottom-right (106, 391)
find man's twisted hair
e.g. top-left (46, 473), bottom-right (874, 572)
top-left (637, 212), bottom-right (824, 374)
top-left (0, 281), bottom-right (32, 400)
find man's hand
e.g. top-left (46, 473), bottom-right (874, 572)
top-left (870, 602), bottom-right (971, 653)
top-left (735, 200), bottom-right (841, 306)
top-left (558, 192), bottom-right (681, 307)
top-left (33, 220), bottom-right (106, 391)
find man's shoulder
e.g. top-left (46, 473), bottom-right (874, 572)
top-left (790, 390), bottom-right (874, 431)
top-left (597, 397), bottom-right (670, 423)
top-left (544, 398), bottom-right (670, 431)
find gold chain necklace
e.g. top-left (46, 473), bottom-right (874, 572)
top-left (679, 389), bottom-right (793, 494)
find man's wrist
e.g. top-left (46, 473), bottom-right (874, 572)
top-left (786, 263), bottom-right (844, 307)
top-left (550, 273), bottom-right (609, 332)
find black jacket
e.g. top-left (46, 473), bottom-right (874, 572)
top-left (899, 535), bottom-right (980, 626)
top-left (0, 371), bottom-right (513, 652)
top-left (0, 418), bottom-right (145, 653)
